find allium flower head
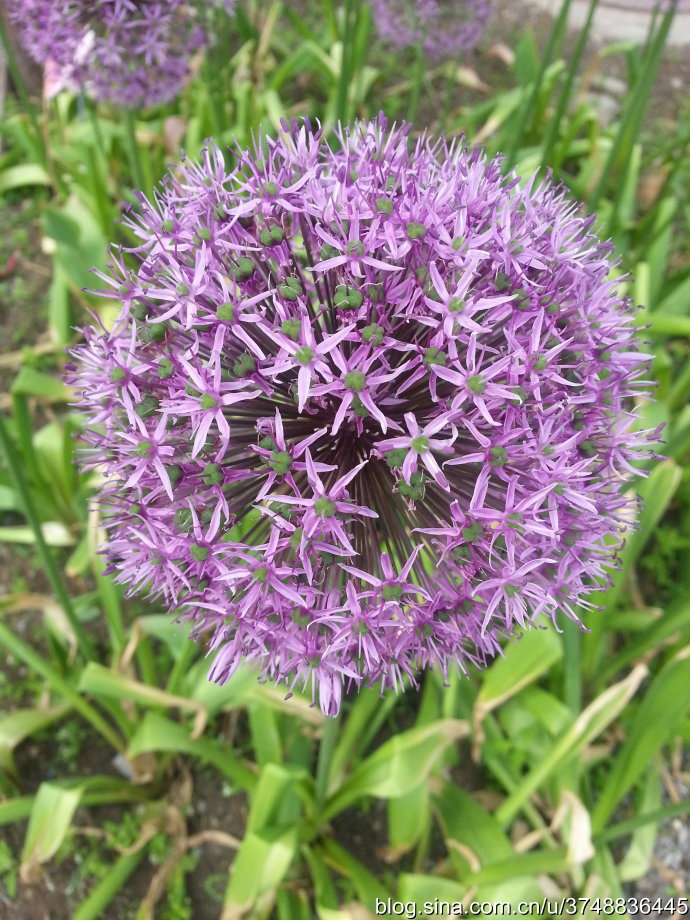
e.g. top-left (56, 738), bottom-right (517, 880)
top-left (371, 0), bottom-right (490, 59)
top-left (69, 116), bottom-right (656, 715)
top-left (9, 0), bottom-right (232, 106)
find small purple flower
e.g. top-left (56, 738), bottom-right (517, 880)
top-left (68, 116), bottom-right (657, 715)
top-left (8, 0), bottom-right (233, 107)
top-left (370, 0), bottom-right (490, 60)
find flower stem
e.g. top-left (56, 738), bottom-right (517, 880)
top-left (407, 39), bottom-right (425, 124)
top-left (335, 0), bottom-right (356, 123)
top-left (123, 108), bottom-right (144, 192)
top-left (315, 711), bottom-right (341, 808)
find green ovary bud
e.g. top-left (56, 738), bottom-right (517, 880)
top-left (217, 302), bottom-right (235, 322)
top-left (410, 435), bottom-right (430, 453)
top-left (232, 353), bottom-right (256, 377)
top-left (467, 375), bottom-right (486, 395)
top-left (295, 346), bottom-right (313, 365)
top-left (334, 284), bottom-right (363, 311)
top-left (203, 463), bottom-right (223, 486)
top-left (423, 347), bottom-right (447, 367)
top-left (385, 448), bottom-right (407, 469)
top-left (281, 318), bottom-right (301, 340)
top-left (315, 498), bottom-right (336, 518)
top-left (489, 446), bottom-right (508, 467)
top-left (268, 451), bottom-right (292, 475)
top-left (362, 324), bottom-right (384, 345)
top-left (344, 371), bottom-right (366, 392)
top-left (135, 396), bottom-right (159, 419)
top-left (158, 358), bottom-right (174, 378)
top-left (174, 508), bottom-right (193, 531)
top-left (235, 257), bottom-right (255, 279)
top-left (382, 584), bottom-right (403, 601)
top-left (462, 522), bottom-right (483, 543)
top-left (279, 283), bottom-right (300, 301)
top-left (167, 465), bottom-right (183, 486)
top-left (406, 222), bottom-right (426, 239)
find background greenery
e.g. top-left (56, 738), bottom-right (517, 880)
top-left (0, 1), bottom-right (689, 917)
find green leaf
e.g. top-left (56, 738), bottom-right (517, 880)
top-left (188, 658), bottom-right (322, 724)
top-left (222, 826), bottom-right (298, 919)
top-left (0, 796), bottom-right (34, 827)
top-left (0, 484), bottom-right (18, 512)
top-left (324, 720), bottom-right (468, 819)
top-left (73, 848), bottom-right (146, 920)
top-left (32, 420), bottom-right (79, 522)
top-left (620, 461), bottom-right (681, 570)
top-left (397, 874), bottom-right (468, 904)
top-left (600, 597), bottom-right (690, 681)
top-left (302, 847), bottom-right (339, 914)
top-left (617, 764), bottom-right (662, 883)
top-left (134, 614), bottom-right (189, 659)
top-left (0, 163), bottom-right (50, 193)
top-left (0, 523), bottom-right (75, 545)
top-left (11, 367), bottom-right (71, 402)
top-left (327, 687), bottom-right (398, 791)
top-left (474, 627), bottom-right (563, 739)
top-left (41, 197), bottom-right (107, 296)
top-left (434, 784), bottom-right (513, 876)
top-left (495, 665), bottom-right (648, 827)
top-left (275, 889), bottom-right (312, 920)
top-left (78, 661), bottom-right (206, 737)
top-left (20, 783), bottom-right (83, 882)
top-left (387, 783), bottom-right (430, 858)
top-left (319, 838), bottom-right (391, 904)
top-left (654, 270), bottom-right (690, 315)
top-left (248, 705), bottom-right (283, 766)
top-left (593, 649), bottom-right (690, 830)
top-left (0, 705), bottom-right (69, 773)
top-left (127, 711), bottom-right (256, 791)
top-left (247, 763), bottom-right (312, 833)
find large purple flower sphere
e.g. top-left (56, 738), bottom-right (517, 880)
top-left (9, 0), bottom-right (233, 107)
top-left (371, 0), bottom-right (490, 60)
top-left (69, 117), bottom-right (655, 715)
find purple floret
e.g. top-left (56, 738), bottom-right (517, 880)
top-left (370, 0), bottom-right (490, 60)
top-left (8, 0), bottom-right (234, 107)
top-left (68, 116), bottom-right (657, 715)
